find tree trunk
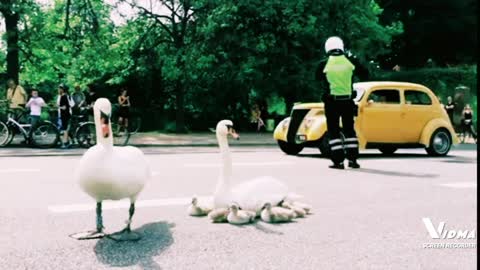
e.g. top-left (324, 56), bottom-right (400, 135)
top-left (3, 10), bottom-right (20, 83)
top-left (175, 80), bottom-right (186, 133)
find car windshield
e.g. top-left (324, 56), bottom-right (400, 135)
top-left (353, 84), bottom-right (366, 102)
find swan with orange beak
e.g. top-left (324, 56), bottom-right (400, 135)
top-left (71, 98), bottom-right (151, 241)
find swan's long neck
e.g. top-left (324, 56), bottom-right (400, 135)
top-left (215, 134), bottom-right (232, 193)
top-left (93, 109), bottom-right (113, 149)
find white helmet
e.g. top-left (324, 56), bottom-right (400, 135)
top-left (325, 36), bottom-right (344, 53)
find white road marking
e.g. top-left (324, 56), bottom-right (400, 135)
top-left (0, 168), bottom-right (41, 174)
top-left (438, 182), bottom-right (477, 189)
top-left (48, 196), bottom-right (213, 214)
top-left (184, 161), bottom-right (294, 167)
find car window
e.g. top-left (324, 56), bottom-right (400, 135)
top-left (367, 89), bottom-right (400, 104)
top-left (404, 90), bottom-right (432, 105)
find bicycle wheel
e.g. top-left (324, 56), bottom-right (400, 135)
top-left (114, 130), bottom-right (130, 146)
top-left (76, 122), bottom-right (96, 148)
top-left (128, 116), bottom-right (141, 134)
top-left (31, 122), bottom-right (60, 148)
top-left (0, 121), bottom-right (10, 147)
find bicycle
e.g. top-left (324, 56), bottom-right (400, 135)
top-left (54, 106), bottom-right (130, 148)
top-left (111, 104), bottom-right (141, 135)
top-left (0, 109), bottom-right (60, 148)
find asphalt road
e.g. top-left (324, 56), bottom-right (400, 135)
top-left (0, 146), bottom-right (477, 270)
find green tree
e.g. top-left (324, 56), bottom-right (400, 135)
top-left (377, 0), bottom-right (477, 68)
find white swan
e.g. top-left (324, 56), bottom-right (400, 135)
top-left (213, 120), bottom-right (290, 216)
top-left (71, 98), bottom-right (150, 241)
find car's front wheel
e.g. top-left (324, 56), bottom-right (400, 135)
top-left (426, 128), bottom-right (452, 156)
top-left (278, 140), bottom-right (303, 155)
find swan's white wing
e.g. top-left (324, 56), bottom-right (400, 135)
top-left (231, 176), bottom-right (289, 214)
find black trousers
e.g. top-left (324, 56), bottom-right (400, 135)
top-left (324, 98), bottom-right (359, 164)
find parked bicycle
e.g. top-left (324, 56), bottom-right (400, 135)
top-left (53, 107), bottom-right (130, 148)
top-left (0, 109), bottom-right (59, 148)
top-left (111, 104), bottom-right (141, 135)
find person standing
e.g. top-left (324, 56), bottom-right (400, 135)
top-left (25, 89), bottom-right (46, 140)
top-left (316, 36), bottom-right (369, 169)
top-left (57, 84), bottom-right (73, 149)
top-left (117, 87), bottom-right (131, 133)
top-left (445, 96), bottom-right (456, 125)
top-left (72, 85), bottom-right (86, 115)
top-left (461, 104), bottom-right (476, 143)
top-left (84, 84), bottom-right (98, 121)
top-left (6, 79), bottom-right (27, 119)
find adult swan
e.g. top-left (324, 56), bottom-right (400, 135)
top-left (213, 120), bottom-right (291, 215)
top-left (71, 98), bottom-right (150, 241)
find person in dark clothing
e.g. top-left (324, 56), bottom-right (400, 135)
top-left (316, 36), bottom-right (369, 169)
top-left (117, 88), bottom-right (131, 133)
top-left (84, 84), bottom-right (98, 120)
top-left (58, 84), bottom-right (73, 148)
top-left (445, 96), bottom-right (455, 125)
top-left (461, 104), bottom-right (476, 143)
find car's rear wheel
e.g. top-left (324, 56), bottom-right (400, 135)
top-left (379, 146), bottom-right (397, 155)
top-left (278, 140), bottom-right (303, 155)
top-left (426, 128), bottom-right (452, 156)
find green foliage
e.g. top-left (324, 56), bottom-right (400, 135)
top-left (17, 0), bottom-right (124, 92)
top-left (13, 0), bottom-right (478, 132)
top-left (376, 0), bottom-right (477, 67)
top-left (374, 66), bottom-right (477, 99)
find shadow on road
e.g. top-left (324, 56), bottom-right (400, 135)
top-left (345, 168), bottom-right (439, 178)
top-left (253, 222), bottom-right (285, 235)
top-left (94, 221), bottom-right (174, 270)
top-left (298, 153), bottom-right (439, 159)
top-left (297, 153), bottom-right (476, 163)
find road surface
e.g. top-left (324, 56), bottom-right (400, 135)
top-left (0, 146), bottom-right (477, 270)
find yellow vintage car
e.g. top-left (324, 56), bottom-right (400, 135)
top-left (274, 81), bottom-right (459, 156)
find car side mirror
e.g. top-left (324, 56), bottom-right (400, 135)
top-left (367, 99), bottom-right (374, 105)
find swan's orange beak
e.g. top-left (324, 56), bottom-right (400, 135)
top-left (101, 123), bottom-right (109, 138)
top-left (229, 128), bottom-right (240, 140)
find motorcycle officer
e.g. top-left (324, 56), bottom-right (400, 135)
top-left (316, 36), bottom-right (369, 169)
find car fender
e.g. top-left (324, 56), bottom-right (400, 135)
top-left (305, 115), bottom-right (327, 141)
top-left (420, 118), bottom-right (459, 147)
top-left (273, 117), bottom-right (290, 142)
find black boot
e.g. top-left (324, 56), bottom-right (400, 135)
top-left (329, 162), bottom-right (344, 169)
top-left (348, 160), bottom-right (360, 169)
